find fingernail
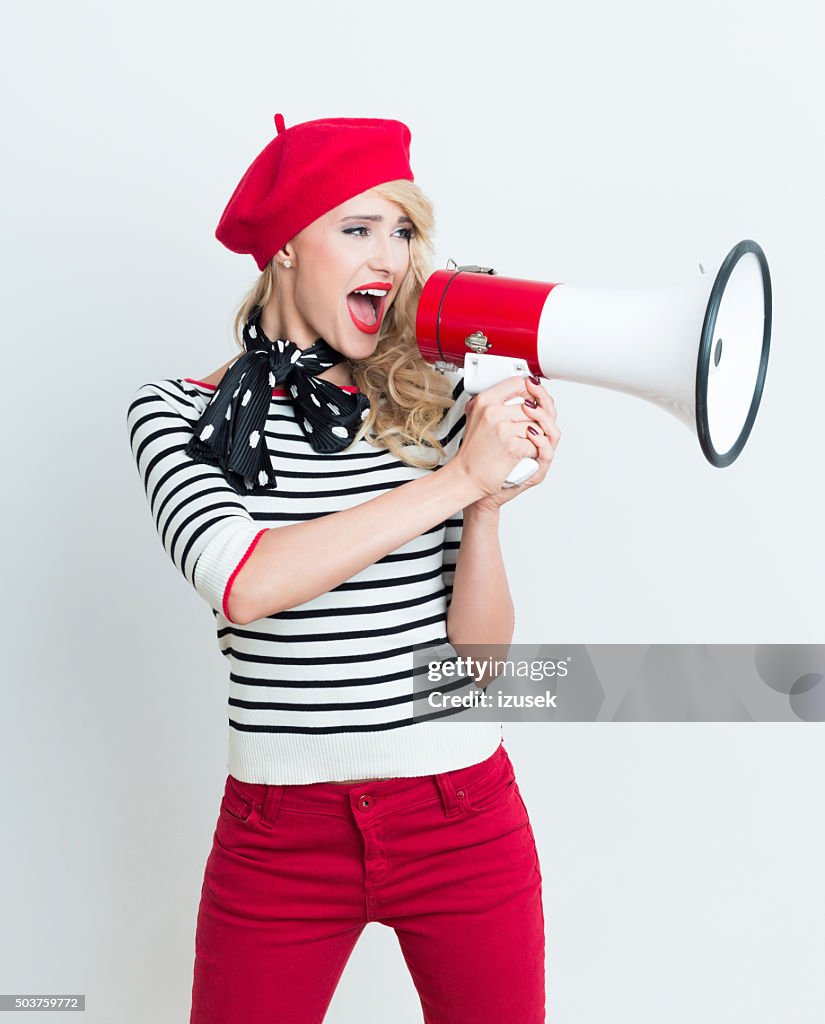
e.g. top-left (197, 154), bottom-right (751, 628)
top-left (529, 375), bottom-right (540, 385)
top-left (527, 425), bottom-right (540, 436)
top-left (524, 398), bottom-right (538, 408)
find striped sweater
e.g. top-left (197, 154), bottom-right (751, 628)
top-left (126, 368), bottom-right (502, 784)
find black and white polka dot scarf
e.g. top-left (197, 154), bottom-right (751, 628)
top-left (185, 305), bottom-right (371, 494)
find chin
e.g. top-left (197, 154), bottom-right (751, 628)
top-left (340, 326), bottom-right (382, 355)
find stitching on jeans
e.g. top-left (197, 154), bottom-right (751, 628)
top-left (466, 779), bottom-right (515, 814)
top-left (374, 795), bottom-right (444, 825)
top-left (227, 776), bottom-right (264, 805)
top-left (220, 794), bottom-right (251, 822)
top-left (464, 765), bottom-right (515, 812)
top-left (282, 795), bottom-right (443, 824)
top-left (515, 787), bottom-right (543, 885)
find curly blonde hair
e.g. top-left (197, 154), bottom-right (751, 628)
top-left (228, 180), bottom-right (457, 468)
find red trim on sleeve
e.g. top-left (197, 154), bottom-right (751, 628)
top-left (222, 528), bottom-right (269, 623)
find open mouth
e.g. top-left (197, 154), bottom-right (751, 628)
top-left (346, 287), bottom-right (389, 333)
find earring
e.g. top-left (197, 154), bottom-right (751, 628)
top-left (283, 259), bottom-right (293, 268)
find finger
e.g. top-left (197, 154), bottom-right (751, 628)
top-left (518, 441), bottom-right (551, 490)
top-left (525, 375), bottom-right (554, 396)
top-left (501, 419), bottom-right (544, 462)
top-left (521, 394), bottom-right (558, 428)
top-left (522, 403), bottom-right (560, 446)
top-left (474, 376), bottom-right (531, 408)
top-left (524, 385), bottom-right (556, 414)
top-left (526, 430), bottom-right (555, 475)
top-left (520, 419), bottom-right (551, 466)
top-left (524, 421), bottom-right (549, 453)
top-left (485, 398), bottom-right (543, 425)
top-left (523, 395), bottom-right (556, 431)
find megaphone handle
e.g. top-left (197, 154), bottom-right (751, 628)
top-left (500, 394), bottom-right (540, 488)
top-left (503, 457), bottom-right (540, 488)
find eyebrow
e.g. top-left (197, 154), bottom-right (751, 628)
top-left (339, 214), bottom-right (413, 225)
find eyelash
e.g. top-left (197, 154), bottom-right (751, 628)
top-left (343, 226), bottom-right (415, 240)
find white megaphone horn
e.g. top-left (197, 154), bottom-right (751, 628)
top-left (415, 239), bottom-right (772, 485)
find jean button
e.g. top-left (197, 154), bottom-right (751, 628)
top-left (456, 790), bottom-right (465, 799)
top-left (358, 794), bottom-right (374, 810)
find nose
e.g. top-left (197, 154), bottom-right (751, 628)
top-left (366, 230), bottom-right (408, 278)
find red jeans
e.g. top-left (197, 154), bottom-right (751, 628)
top-left (190, 740), bottom-right (545, 1023)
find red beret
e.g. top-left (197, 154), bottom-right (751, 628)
top-left (215, 113), bottom-right (415, 271)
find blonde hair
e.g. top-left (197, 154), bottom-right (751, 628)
top-left (229, 179), bottom-right (457, 468)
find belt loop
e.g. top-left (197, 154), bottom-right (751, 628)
top-left (259, 785), bottom-right (283, 829)
top-left (434, 769), bottom-right (463, 818)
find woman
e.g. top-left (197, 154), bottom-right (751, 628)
top-left (126, 113), bottom-right (560, 1024)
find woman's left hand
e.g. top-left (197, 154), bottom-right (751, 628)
top-left (463, 375), bottom-right (561, 515)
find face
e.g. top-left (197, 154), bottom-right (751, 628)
top-left (284, 188), bottom-right (414, 357)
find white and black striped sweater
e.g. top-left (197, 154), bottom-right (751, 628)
top-left (126, 369), bottom-right (502, 784)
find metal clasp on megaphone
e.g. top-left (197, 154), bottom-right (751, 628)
top-left (445, 259), bottom-right (497, 275)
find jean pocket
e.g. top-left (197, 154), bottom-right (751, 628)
top-left (218, 775), bottom-right (263, 824)
top-left (462, 759), bottom-right (517, 814)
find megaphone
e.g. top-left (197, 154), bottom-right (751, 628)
top-left (415, 239), bottom-right (772, 485)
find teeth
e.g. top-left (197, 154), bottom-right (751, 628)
top-left (353, 288), bottom-right (388, 296)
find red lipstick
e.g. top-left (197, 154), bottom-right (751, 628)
top-left (346, 283), bottom-right (391, 334)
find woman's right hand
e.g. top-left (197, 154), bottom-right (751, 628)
top-left (448, 377), bottom-right (543, 498)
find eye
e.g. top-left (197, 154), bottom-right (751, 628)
top-left (342, 226), bottom-right (415, 240)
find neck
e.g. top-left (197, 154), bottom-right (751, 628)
top-left (259, 303), bottom-right (355, 390)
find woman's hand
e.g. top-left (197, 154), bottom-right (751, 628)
top-left (459, 375), bottom-right (561, 515)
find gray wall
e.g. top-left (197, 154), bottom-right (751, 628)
top-left (2, 0), bottom-right (822, 1021)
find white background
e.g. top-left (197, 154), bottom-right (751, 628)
top-left (2, 0), bottom-right (823, 1021)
